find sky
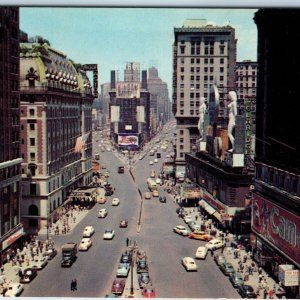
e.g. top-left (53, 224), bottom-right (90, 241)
top-left (20, 7), bottom-right (258, 93)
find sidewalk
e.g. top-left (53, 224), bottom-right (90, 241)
top-left (181, 206), bottom-right (283, 299)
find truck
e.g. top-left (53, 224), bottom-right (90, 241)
top-left (147, 178), bottom-right (157, 191)
top-left (61, 243), bottom-right (77, 267)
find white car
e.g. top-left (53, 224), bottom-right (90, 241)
top-left (155, 178), bottom-right (162, 185)
top-left (173, 225), bottom-right (189, 236)
top-left (205, 239), bottom-right (224, 250)
top-left (116, 263), bottom-right (130, 277)
top-left (4, 283), bottom-right (24, 297)
top-left (154, 158), bottom-right (158, 163)
top-left (78, 238), bottom-right (93, 251)
top-left (98, 208), bottom-right (108, 218)
top-left (183, 215), bottom-right (194, 224)
top-left (195, 246), bottom-right (208, 259)
top-left (182, 257), bottom-right (198, 271)
top-left (103, 229), bottom-right (115, 240)
top-left (31, 257), bottom-right (48, 270)
top-left (112, 198), bottom-right (120, 206)
top-left (149, 161), bottom-right (154, 165)
top-left (83, 226), bottom-right (95, 237)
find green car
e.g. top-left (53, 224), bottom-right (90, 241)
top-left (220, 262), bottom-right (235, 275)
top-left (229, 272), bottom-right (244, 287)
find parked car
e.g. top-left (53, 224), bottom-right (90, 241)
top-left (195, 246), bottom-right (208, 259)
top-left (189, 231), bottom-right (213, 241)
top-left (112, 198), bottom-right (120, 206)
top-left (219, 262), bottom-right (235, 275)
top-left (78, 238), bottom-right (93, 251)
top-left (237, 284), bottom-right (257, 298)
top-left (182, 257), bottom-right (197, 271)
top-left (136, 251), bottom-right (147, 263)
top-left (149, 161), bottom-right (153, 165)
top-left (229, 272), bottom-right (245, 288)
top-left (98, 208), bottom-right (108, 218)
top-left (4, 283), bottom-right (24, 297)
top-left (214, 254), bottom-right (226, 266)
top-left (142, 287), bottom-right (156, 298)
top-left (83, 226), bottom-right (95, 237)
top-left (43, 247), bottom-right (57, 260)
top-left (205, 239), bottom-right (224, 250)
top-left (31, 257), bottom-right (48, 270)
top-left (155, 178), bottom-right (162, 185)
top-left (137, 260), bottom-right (149, 273)
top-left (120, 252), bottom-right (132, 264)
top-left (159, 196), bottom-right (166, 203)
top-left (116, 263), bottom-right (130, 277)
top-left (138, 272), bottom-right (152, 288)
top-left (105, 189), bottom-right (114, 196)
top-left (111, 279), bottom-right (125, 295)
top-left (103, 230), bottom-right (115, 240)
top-left (119, 220), bottom-right (128, 228)
top-left (173, 225), bottom-right (189, 236)
top-left (20, 268), bottom-right (38, 283)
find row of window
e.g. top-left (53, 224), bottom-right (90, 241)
top-left (180, 57), bottom-right (224, 65)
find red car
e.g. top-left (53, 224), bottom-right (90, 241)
top-left (111, 279), bottom-right (125, 295)
top-left (119, 220), bottom-right (128, 228)
top-left (142, 287), bottom-right (156, 298)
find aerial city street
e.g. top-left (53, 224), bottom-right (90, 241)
top-left (0, 6), bottom-right (300, 299)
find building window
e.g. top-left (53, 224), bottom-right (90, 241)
top-left (180, 130), bottom-right (184, 135)
top-left (210, 58), bottom-right (214, 64)
top-left (220, 47), bottom-right (224, 54)
top-left (190, 76), bottom-right (194, 81)
top-left (196, 58), bottom-right (200, 64)
top-left (180, 110), bottom-right (184, 115)
top-left (180, 145), bottom-right (184, 150)
top-left (210, 67), bottom-right (214, 72)
top-left (191, 58), bottom-right (194, 64)
top-left (29, 109), bottom-right (35, 116)
top-left (204, 58), bottom-right (208, 64)
top-left (190, 67), bottom-right (194, 73)
top-left (180, 138), bottom-right (184, 143)
top-left (29, 123), bottom-right (35, 130)
top-left (30, 153), bottom-right (36, 161)
top-left (180, 58), bottom-right (184, 64)
top-left (180, 152), bottom-right (184, 158)
top-left (180, 92), bottom-right (184, 98)
top-left (30, 138), bottom-right (35, 146)
top-left (204, 67), bottom-right (208, 73)
top-left (180, 75), bottom-right (184, 81)
top-left (30, 183), bottom-right (37, 195)
top-left (220, 76), bottom-right (224, 81)
top-left (180, 67), bottom-right (184, 73)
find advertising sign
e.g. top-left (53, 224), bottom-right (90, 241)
top-left (111, 106), bottom-right (120, 122)
top-left (116, 82), bottom-right (140, 98)
top-left (278, 265), bottom-right (300, 286)
top-left (181, 187), bottom-right (201, 199)
top-left (244, 97), bottom-right (255, 156)
top-left (2, 228), bottom-right (24, 250)
top-left (252, 194), bottom-right (300, 266)
top-left (118, 134), bottom-right (139, 146)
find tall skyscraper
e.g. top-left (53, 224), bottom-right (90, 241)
top-left (147, 67), bottom-right (170, 133)
top-left (172, 19), bottom-right (236, 177)
top-left (251, 9), bottom-right (300, 298)
top-left (0, 7), bottom-right (24, 267)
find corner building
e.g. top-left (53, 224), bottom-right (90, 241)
top-left (19, 38), bottom-right (94, 233)
top-left (0, 7), bottom-right (24, 267)
top-left (252, 9), bottom-right (300, 298)
top-left (172, 19), bottom-right (236, 178)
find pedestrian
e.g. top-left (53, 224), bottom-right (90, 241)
top-left (259, 274), bottom-right (263, 283)
top-left (263, 288), bottom-right (268, 299)
top-left (258, 266), bottom-right (263, 275)
top-left (221, 244), bottom-right (225, 254)
top-left (126, 238), bottom-right (129, 247)
top-left (73, 279), bottom-right (77, 291)
top-left (243, 254), bottom-right (247, 263)
top-left (18, 269), bottom-right (23, 278)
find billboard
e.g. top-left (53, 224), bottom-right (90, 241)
top-left (252, 194), bottom-right (300, 266)
top-left (181, 186), bottom-right (201, 199)
top-left (116, 82), bottom-right (140, 98)
top-left (136, 106), bottom-right (145, 123)
top-left (118, 133), bottom-right (139, 146)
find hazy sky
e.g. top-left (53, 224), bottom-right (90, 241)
top-left (20, 7), bottom-right (258, 92)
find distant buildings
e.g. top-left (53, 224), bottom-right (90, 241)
top-left (109, 63), bottom-right (150, 150)
top-left (0, 7), bottom-right (24, 266)
top-left (172, 19), bottom-right (237, 177)
top-left (19, 36), bottom-right (95, 233)
top-left (251, 9), bottom-right (300, 298)
top-left (147, 67), bottom-right (171, 134)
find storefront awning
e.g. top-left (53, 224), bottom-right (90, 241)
top-left (201, 200), bottom-right (216, 215)
top-left (199, 199), bottom-right (206, 207)
top-left (213, 211), bottom-right (223, 222)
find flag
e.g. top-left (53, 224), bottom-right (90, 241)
top-left (74, 133), bottom-right (90, 153)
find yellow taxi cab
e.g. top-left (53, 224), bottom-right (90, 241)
top-left (152, 190), bottom-right (159, 197)
top-left (188, 230), bottom-right (213, 241)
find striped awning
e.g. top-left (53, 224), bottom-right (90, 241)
top-left (200, 199), bottom-right (216, 215)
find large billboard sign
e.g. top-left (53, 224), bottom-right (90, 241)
top-left (118, 133), bottom-right (139, 147)
top-left (252, 194), bottom-right (300, 265)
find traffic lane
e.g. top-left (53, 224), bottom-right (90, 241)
top-left (23, 176), bottom-right (140, 296)
top-left (137, 194), bottom-right (240, 298)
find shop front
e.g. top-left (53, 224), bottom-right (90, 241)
top-left (252, 193), bottom-right (300, 297)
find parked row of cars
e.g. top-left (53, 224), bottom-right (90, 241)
top-left (213, 253), bottom-right (257, 298)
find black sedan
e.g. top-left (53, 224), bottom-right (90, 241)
top-left (120, 252), bottom-right (132, 264)
top-left (20, 268), bottom-right (38, 283)
top-left (237, 284), bottom-right (257, 298)
top-left (137, 260), bottom-right (149, 273)
top-left (138, 272), bottom-right (152, 288)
